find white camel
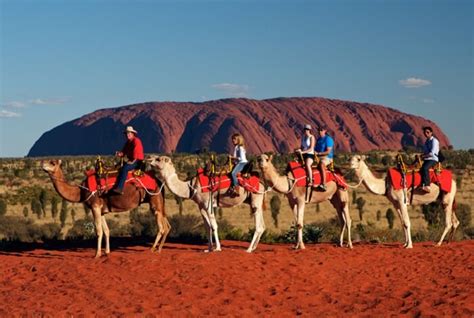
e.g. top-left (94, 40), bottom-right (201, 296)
top-left (350, 155), bottom-right (458, 248)
top-left (257, 154), bottom-right (352, 249)
top-left (148, 155), bottom-right (266, 253)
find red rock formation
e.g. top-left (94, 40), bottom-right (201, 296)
top-left (27, 97), bottom-right (451, 156)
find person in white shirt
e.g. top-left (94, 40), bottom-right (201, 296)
top-left (229, 133), bottom-right (248, 195)
top-left (420, 126), bottom-right (440, 193)
top-left (296, 124), bottom-right (316, 186)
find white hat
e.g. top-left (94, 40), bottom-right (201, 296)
top-left (304, 124), bottom-right (312, 130)
top-left (124, 126), bottom-right (138, 134)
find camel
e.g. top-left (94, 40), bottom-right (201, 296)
top-left (257, 154), bottom-right (352, 249)
top-left (42, 159), bottom-right (170, 257)
top-left (350, 155), bottom-right (458, 248)
top-left (148, 155), bottom-right (266, 253)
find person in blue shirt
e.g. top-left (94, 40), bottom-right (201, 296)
top-left (314, 126), bottom-right (334, 191)
top-left (420, 126), bottom-right (440, 193)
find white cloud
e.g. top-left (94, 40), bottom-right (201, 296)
top-left (422, 98), bottom-right (435, 103)
top-left (399, 77), bottom-right (432, 88)
top-left (2, 101), bottom-right (26, 108)
top-left (0, 109), bottom-right (21, 118)
top-left (29, 97), bottom-right (69, 105)
top-left (211, 83), bottom-right (250, 97)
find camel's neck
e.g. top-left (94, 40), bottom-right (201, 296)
top-left (261, 165), bottom-right (291, 193)
top-left (164, 171), bottom-right (191, 199)
top-left (48, 169), bottom-right (82, 203)
top-left (357, 163), bottom-right (386, 195)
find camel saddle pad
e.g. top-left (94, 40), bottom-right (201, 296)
top-left (287, 161), bottom-right (347, 189)
top-left (388, 168), bottom-right (452, 193)
top-left (196, 168), bottom-right (260, 193)
top-left (85, 170), bottom-right (158, 192)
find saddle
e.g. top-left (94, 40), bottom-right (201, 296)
top-left (390, 154), bottom-right (452, 193)
top-left (84, 156), bottom-right (157, 193)
top-left (286, 161), bottom-right (347, 189)
top-left (198, 156), bottom-right (260, 193)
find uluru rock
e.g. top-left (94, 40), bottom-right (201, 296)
top-left (27, 97), bottom-right (451, 156)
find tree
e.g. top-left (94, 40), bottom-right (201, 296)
top-left (376, 210), bottom-right (381, 221)
top-left (51, 196), bottom-right (59, 220)
top-left (386, 208), bottom-right (395, 229)
top-left (39, 189), bottom-right (49, 218)
top-left (23, 206), bottom-right (29, 218)
top-left (31, 198), bottom-right (42, 218)
top-left (174, 195), bottom-right (183, 215)
top-left (60, 199), bottom-right (69, 227)
top-left (422, 203), bottom-right (443, 227)
top-left (355, 197), bottom-right (366, 221)
top-left (71, 208), bottom-right (76, 222)
top-left (270, 194), bottom-right (281, 228)
top-left (456, 203), bottom-right (471, 228)
top-left (0, 199), bottom-right (6, 216)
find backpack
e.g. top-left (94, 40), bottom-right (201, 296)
top-left (438, 150), bottom-right (445, 163)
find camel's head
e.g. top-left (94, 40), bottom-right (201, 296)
top-left (41, 159), bottom-right (62, 174)
top-left (257, 153), bottom-right (273, 171)
top-left (350, 155), bottom-right (366, 171)
top-left (147, 155), bottom-right (174, 178)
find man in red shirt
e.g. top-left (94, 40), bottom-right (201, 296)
top-left (112, 126), bottom-right (144, 194)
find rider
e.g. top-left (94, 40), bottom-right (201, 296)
top-left (420, 126), bottom-right (439, 193)
top-left (228, 133), bottom-right (248, 195)
top-left (314, 126), bottom-right (334, 191)
top-left (112, 126), bottom-right (144, 195)
top-left (296, 124), bottom-right (316, 186)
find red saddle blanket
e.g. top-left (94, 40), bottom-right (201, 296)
top-left (388, 168), bottom-right (453, 193)
top-left (287, 161), bottom-right (348, 189)
top-left (84, 170), bottom-right (158, 192)
top-left (196, 168), bottom-right (261, 193)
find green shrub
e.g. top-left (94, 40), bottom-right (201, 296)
top-left (270, 194), bottom-right (281, 228)
top-left (129, 209), bottom-right (157, 238)
top-left (0, 199), bottom-right (6, 216)
top-left (66, 217), bottom-right (96, 240)
top-left (280, 223), bottom-right (324, 244)
top-left (0, 215), bottom-right (61, 242)
top-left (168, 214), bottom-right (205, 242)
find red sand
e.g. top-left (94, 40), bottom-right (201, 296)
top-left (1, 240), bottom-right (473, 316)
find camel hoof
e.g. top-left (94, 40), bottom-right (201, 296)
top-left (404, 245), bottom-right (413, 249)
top-left (435, 243), bottom-right (442, 247)
top-left (246, 249), bottom-right (253, 253)
top-left (213, 248), bottom-right (222, 252)
top-left (150, 247), bottom-right (157, 253)
top-left (94, 254), bottom-right (101, 259)
top-left (348, 244), bottom-right (353, 249)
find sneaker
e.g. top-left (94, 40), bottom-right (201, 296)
top-left (112, 188), bottom-right (123, 195)
top-left (316, 184), bottom-right (327, 191)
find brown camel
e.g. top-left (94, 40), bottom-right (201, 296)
top-left (350, 155), bottom-right (458, 248)
top-left (257, 154), bottom-right (352, 249)
top-left (42, 159), bottom-right (170, 257)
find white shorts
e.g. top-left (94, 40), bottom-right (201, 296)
top-left (320, 157), bottom-right (333, 166)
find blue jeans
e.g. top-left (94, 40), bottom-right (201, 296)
top-left (115, 161), bottom-right (140, 191)
top-left (231, 162), bottom-right (247, 187)
top-left (421, 160), bottom-right (437, 186)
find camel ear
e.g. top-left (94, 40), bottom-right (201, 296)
top-left (164, 157), bottom-right (169, 163)
top-left (58, 159), bottom-right (62, 165)
top-left (268, 154), bottom-right (273, 162)
top-left (361, 155), bottom-right (366, 161)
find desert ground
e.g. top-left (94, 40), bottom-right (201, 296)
top-left (1, 240), bottom-right (473, 316)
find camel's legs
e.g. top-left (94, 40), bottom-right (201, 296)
top-left (391, 199), bottom-right (409, 247)
top-left (101, 215), bottom-right (110, 255)
top-left (199, 207), bottom-right (213, 252)
top-left (151, 210), bottom-right (168, 253)
top-left (399, 203), bottom-right (413, 248)
top-left (247, 200), bottom-right (266, 253)
top-left (295, 199), bottom-right (306, 250)
top-left (438, 192), bottom-right (458, 246)
top-left (331, 193), bottom-right (352, 248)
top-left (208, 205), bottom-right (221, 252)
top-left (92, 207), bottom-right (103, 258)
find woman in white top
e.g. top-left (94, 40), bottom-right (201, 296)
top-left (229, 133), bottom-right (248, 193)
top-left (296, 124), bottom-right (316, 186)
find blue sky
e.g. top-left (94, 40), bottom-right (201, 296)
top-left (1, 0), bottom-right (473, 157)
